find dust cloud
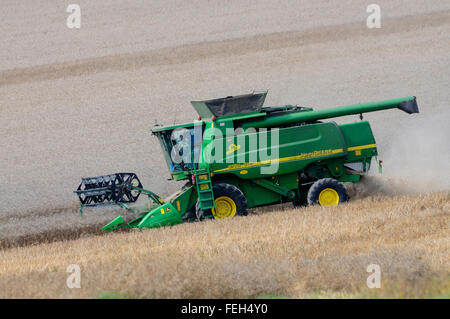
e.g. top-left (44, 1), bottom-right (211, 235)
top-left (381, 112), bottom-right (450, 192)
top-left (346, 110), bottom-right (450, 199)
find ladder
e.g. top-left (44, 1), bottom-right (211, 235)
top-left (194, 169), bottom-right (215, 210)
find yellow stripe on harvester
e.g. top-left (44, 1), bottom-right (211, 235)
top-left (212, 144), bottom-right (376, 173)
top-left (347, 143), bottom-right (376, 152)
top-left (213, 148), bottom-right (344, 173)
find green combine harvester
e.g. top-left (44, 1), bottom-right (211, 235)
top-left (75, 91), bottom-right (419, 231)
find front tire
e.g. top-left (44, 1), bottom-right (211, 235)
top-left (307, 178), bottom-right (348, 207)
top-left (196, 183), bottom-right (248, 221)
top-left (181, 205), bottom-right (197, 222)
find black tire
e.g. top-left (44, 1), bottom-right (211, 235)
top-left (307, 178), bottom-right (349, 206)
top-left (181, 205), bottom-right (197, 222)
top-left (196, 183), bottom-right (248, 221)
top-left (292, 195), bottom-right (307, 208)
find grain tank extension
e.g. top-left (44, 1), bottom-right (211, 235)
top-left (75, 91), bottom-right (419, 230)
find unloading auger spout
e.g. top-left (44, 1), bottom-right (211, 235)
top-left (241, 96), bottom-right (419, 129)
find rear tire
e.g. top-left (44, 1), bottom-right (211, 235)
top-left (307, 178), bottom-right (348, 207)
top-left (196, 183), bottom-right (248, 221)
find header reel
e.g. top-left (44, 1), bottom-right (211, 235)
top-left (74, 173), bottom-right (143, 208)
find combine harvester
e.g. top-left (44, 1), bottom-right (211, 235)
top-left (75, 91), bottom-right (419, 231)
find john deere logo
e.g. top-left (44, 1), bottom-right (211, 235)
top-left (226, 144), bottom-right (241, 155)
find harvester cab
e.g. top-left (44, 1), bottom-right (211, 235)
top-left (75, 91), bottom-right (419, 231)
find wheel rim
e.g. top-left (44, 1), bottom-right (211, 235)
top-left (318, 188), bottom-right (340, 206)
top-left (212, 196), bottom-right (237, 219)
